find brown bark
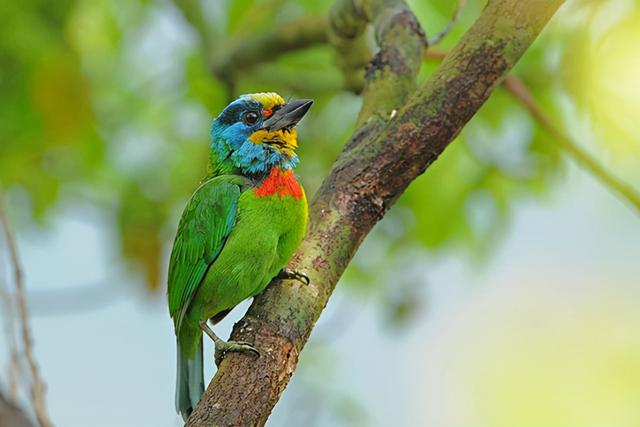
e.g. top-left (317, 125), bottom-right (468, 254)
top-left (186, 0), bottom-right (565, 425)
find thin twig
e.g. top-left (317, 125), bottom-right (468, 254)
top-left (0, 194), bottom-right (54, 427)
top-left (0, 286), bottom-right (21, 400)
top-left (429, 0), bottom-right (466, 45)
top-left (9, 350), bottom-right (20, 400)
top-left (424, 51), bottom-right (640, 213)
top-left (0, 238), bottom-right (21, 400)
top-left (502, 76), bottom-right (640, 212)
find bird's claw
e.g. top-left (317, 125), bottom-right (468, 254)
top-left (277, 269), bottom-right (310, 286)
top-left (214, 340), bottom-right (260, 367)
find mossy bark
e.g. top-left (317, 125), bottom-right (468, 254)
top-left (186, 0), bottom-right (564, 425)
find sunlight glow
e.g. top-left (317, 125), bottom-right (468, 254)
top-left (581, 9), bottom-right (640, 157)
top-left (419, 280), bottom-right (640, 427)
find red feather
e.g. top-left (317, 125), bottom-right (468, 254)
top-left (254, 168), bottom-right (303, 199)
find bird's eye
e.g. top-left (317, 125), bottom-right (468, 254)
top-left (242, 111), bottom-right (260, 125)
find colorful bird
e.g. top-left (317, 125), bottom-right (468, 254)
top-left (167, 92), bottom-right (312, 420)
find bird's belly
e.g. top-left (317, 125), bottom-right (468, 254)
top-left (192, 192), bottom-right (307, 320)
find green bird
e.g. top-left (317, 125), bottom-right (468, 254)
top-left (167, 92), bottom-right (312, 420)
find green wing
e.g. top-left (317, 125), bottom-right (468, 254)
top-left (167, 174), bottom-right (250, 331)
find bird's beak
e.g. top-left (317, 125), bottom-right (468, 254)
top-left (261, 99), bottom-right (313, 131)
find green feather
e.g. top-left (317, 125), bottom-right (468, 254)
top-left (169, 172), bottom-right (308, 358)
top-left (169, 94), bottom-right (312, 421)
top-left (167, 174), bottom-right (251, 332)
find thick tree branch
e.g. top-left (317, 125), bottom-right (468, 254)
top-left (174, 2), bottom-right (639, 213)
top-left (186, 1), bottom-right (564, 426)
top-left (210, 17), bottom-right (329, 84)
top-left (173, 1), bottom-right (329, 97)
top-left (327, 0), bottom-right (371, 93)
top-left (356, 0), bottom-right (427, 126)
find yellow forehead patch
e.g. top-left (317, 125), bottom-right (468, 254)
top-left (242, 92), bottom-right (285, 110)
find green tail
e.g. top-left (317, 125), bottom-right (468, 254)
top-left (175, 336), bottom-right (204, 421)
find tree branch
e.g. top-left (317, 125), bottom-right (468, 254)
top-left (0, 286), bottom-right (20, 400)
top-left (425, 49), bottom-right (640, 212)
top-left (327, 0), bottom-right (371, 93)
top-left (356, 0), bottom-right (426, 126)
top-left (210, 16), bottom-right (329, 85)
top-left (0, 195), bottom-right (54, 427)
top-left (502, 76), bottom-right (640, 212)
top-left (172, 2), bottom-right (329, 98)
top-left (175, 0), bottom-right (640, 213)
top-left (186, 1), bottom-right (564, 426)
top-left (429, 0), bottom-right (466, 45)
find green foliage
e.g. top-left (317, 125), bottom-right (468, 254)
top-left (1, 0), bottom-right (576, 293)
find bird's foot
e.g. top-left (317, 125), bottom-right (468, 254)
top-left (199, 320), bottom-right (260, 366)
top-left (214, 339), bottom-right (260, 367)
top-left (277, 268), bottom-right (310, 285)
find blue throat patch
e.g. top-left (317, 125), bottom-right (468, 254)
top-left (210, 98), bottom-right (299, 175)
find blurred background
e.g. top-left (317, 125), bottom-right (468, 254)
top-left (1, 0), bottom-right (639, 426)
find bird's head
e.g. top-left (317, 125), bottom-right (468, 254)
top-left (210, 92), bottom-right (313, 176)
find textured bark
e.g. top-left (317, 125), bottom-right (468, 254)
top-left (187, 0), bottom-right (564, 425)
top-left (356, 0), bottom-right (427, 125)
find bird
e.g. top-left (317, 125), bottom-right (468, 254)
top-left (167, 92), bottom-right (312, 421)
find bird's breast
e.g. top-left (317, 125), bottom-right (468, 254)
top-left (253, 167), bottom-right (303, 199)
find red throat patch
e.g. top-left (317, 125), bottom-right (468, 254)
top-left (254, 168), bottom-right (303, 199)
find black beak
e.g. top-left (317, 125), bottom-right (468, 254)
top-left (262, 99), bottom-right (313, 131)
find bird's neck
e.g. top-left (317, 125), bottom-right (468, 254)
top-left (253, 167), bottom-right (303, 199)
top-left (208, 138), bottom-right (299, 178)
top-left (207, 149), bottom-right (238, 178)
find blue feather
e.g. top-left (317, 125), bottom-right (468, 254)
top-left (209, 98), bottom-right (299, 175)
